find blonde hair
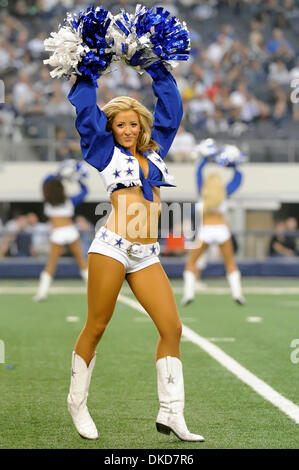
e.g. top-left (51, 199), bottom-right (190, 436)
top-left (202, 173), bottom-right (225, 213)
top-left (102, 96), bottom-right (160, 153)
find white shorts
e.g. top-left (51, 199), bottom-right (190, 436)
top-left (88, 227), bottom-right (160, 274)
top-left (197, 224), bottom-right (231, 245)
top-left (50, 225), bottom-right (80, 245)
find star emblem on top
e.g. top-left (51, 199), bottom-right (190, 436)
top-left (113, 169), bottom-right (121, 178)
top-left (126, 157), bottom-right (134, 164)
top-left (155, 156), bottom-right (162, 163)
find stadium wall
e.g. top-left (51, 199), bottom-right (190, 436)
top-left (1, 162), bottom-right (299, 205)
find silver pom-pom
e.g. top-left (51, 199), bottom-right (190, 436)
top-left (44, 25), bottom-right (88, 79)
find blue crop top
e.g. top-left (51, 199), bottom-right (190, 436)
top-left (68, 62), bottom-right (183, 201)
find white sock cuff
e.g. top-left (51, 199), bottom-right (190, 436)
top-left (183, 271), bottom-right (195, 281)
top-left (80, 269), bottom-right (88, 283)
top-left (41, 270), bottom-right (52, 281)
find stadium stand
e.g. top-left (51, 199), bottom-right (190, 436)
top-left (1, 0), bottom-right (299, 276)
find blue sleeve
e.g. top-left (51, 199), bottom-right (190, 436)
top-left (226, 166), bottom-right (242, 196)
top-left (68, 77), bottom-right (115, 172)
top-left (196, 157), bottom-right (209, 194)
top-left (42, 173), bottom-right (58, 185)
top-left (146, 63), bottom-right (183, 160)
top-left (71, 181), bottom-right (88, 207)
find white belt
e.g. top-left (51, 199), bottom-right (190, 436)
top-left (96, 227), bottom-right (160, 259)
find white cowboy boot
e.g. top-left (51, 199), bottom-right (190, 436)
top-left (33, 271), bottom-right (52, 302)
top-left (67, 351), bottom-right (99, 440)
top-left (181, 271), bottom-right (195, 306)
top-left (156, 356), bottom-right (204, 442)
top-left (227, 270), bottom-right (246, 305)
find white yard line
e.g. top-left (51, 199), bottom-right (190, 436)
top-left (2, 286), bottom-right (299, 295)
top-left (117, 294), bottom-right (299, 426)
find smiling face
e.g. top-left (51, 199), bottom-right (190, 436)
top-left (111, 110), bottom-right (141, 154)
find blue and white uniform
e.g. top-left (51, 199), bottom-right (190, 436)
top-left (196, 156), bottom-right (242, 245)
top-left (43, 174), bottom-right (88, 245)
top-left (68, 63), bottom-right (183, 271)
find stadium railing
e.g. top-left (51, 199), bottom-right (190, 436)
top-left (1, 137), bottom-right (299, 163)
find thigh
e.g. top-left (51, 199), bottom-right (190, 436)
top-left (46, 242), bottom-right (65, 274)
top-left (126, 262), bottom-right (181, 333)
top-left (185, 241), bottom-right (208, 271)
top-left (87, 253), bottom-right (126, 325)
top-left (69, 238), bottom-right (87, 269)
top-left (219, 238), bottom-right (237, 270)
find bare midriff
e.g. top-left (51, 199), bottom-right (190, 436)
top-left (49, 217), bottom-right (73, 228)
top-left (105, 186), bottom-right (162, 244)
top-left (203, 212), bottom-right (226, 225)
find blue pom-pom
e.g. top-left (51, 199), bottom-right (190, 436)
top-left (112, 5), bottom-right (191, 71)
top-left (68, 6), bottom-right (114, 83)
top-left (132, 6), bottom-right (191, 69)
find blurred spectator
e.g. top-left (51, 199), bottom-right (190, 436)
top-left (206, 109), bottom-right (229, 135)
top-left (168, 124), bottom-right (196, 162)
top-left (0, 212), bottom-right (28, 257)
top-left (266, 27), bottom-right (295, 61)
top-left (268, 219), bottom-right (297, 257)
top-left (268, 59), bottom-right (290, 85)
top-left (0, 94), bottom-right (18, 138)
top-left (0, 0), bottom-right (299, 159)
top-left (206, 34), bottom-right (231, 65)
top-left (284, 216), bottom-right (299, 253)
top-left (193, 0), bottom-right (217, 20)
top-left (15, 218), bottom-right (32, 256)
top-left (12, 71), bottom-right (35, 113)
top-left (26, 212), bottom-right (50, 257)
top-left (45, 81), bottom-right (74, 117)
top-left (55, 127), bottom-right (81, 161)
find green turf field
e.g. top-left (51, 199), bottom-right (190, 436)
top-left (0, 278), bottom-right (299, 449)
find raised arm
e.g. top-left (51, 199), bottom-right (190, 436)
top-left (68, 78), bottom-right (115, 172)
top-left (196, 157), bottom-right (209, 194)
top-left (146, 63), bottom-right (183, 159)
top-left (226, 164), bottom-right (243, 196)
top-left (71, 180), bottom-right (88, 207)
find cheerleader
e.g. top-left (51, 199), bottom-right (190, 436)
top-left (182, 142), bottom-right (245, 306)
top-left (65, 60), bottom-right (205, 442)
top-left (33, 164), bottom-right (89, 302)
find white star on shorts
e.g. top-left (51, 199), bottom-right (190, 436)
top-left (167, 374), bottom-right (175, 384)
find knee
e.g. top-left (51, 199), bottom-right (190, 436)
top-left (176, 321), bottom-right (183, 340)
top-left (85, 315), bottom-right (108, 342)
top-left (160, 319), bottom-right (182, 341)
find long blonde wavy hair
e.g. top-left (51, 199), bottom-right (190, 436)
top-left (102, 96), bottom-right (160, 153)
top-left (202, 173), bottom-right (225, 213)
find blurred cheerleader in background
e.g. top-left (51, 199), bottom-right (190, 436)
top-left (182, 141), bottom-right (246, 306)
top-left (33, 160), bottom-right (89, 302)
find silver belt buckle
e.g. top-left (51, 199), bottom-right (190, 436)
top-left (127, 242), bottom-right (142, 257)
